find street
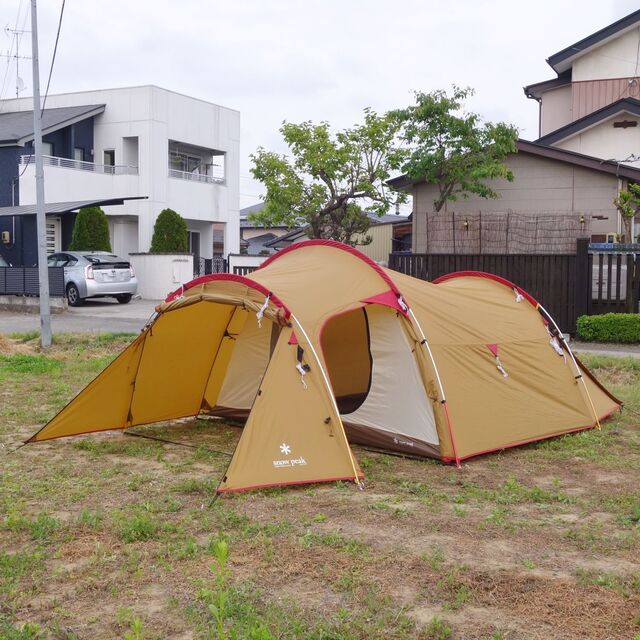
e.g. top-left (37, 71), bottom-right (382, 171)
top-left (0, 298), bottom-right (160, 335)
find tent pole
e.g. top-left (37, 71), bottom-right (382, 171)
top-left (407, 308), bottom-right (460, 467)
top-left (290, 314), bottom-right (363, 488)
top-left (537, 303), bottom-right (601, 430)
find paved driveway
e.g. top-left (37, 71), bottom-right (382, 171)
top-left (0, 298), bottom-right (160, 335)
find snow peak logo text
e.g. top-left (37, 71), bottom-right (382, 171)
top-left (272, 442), bottom-right (307, 469)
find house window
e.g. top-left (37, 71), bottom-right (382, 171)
top-left (170, 150), bottom-right (202, 174)
top-left (188, 231), bottom-right (201, 258)
top-left (103, 149), bottom-right (115, 174)
top-left (74, 147), bottom-right (84, 162)
top-left (42, 141), bottom-right (53, 156)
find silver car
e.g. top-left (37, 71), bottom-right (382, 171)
top-left (47, 251), bottom-right (138, 306)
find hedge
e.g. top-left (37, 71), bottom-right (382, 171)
top-left (69, 207), bottom-right (112, 251)
top-left (576, 313), bottom-right (640, 343)
top-left (150, 208), bottom-right (188, 253)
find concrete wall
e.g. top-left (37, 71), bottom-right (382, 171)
top-left (227, 254), bottom-right (266, 273)
top-left (410, 152), bottom-right (621, 252)
top-left (129, 252), bottom-right (193, 300)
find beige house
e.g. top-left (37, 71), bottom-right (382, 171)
top-left (394, 9), bottom-right (640, 254)
top-left (525, 9), bottom-right (640, 165)
top-left (389, 141), bottom-right (640, 253)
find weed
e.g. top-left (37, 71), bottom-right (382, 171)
top-left (0, 353), bottom-right (62, 374)
top-left (123, 617), bottom-right (145, 640)
top-left (486, 507), bottom-right (511, 527)
top-left (116, 606), bottom-right (135, 625)
top-left (312, 513), bottom-right (326, 523)
top-left (78, 509), bottom-right (103, 529)
top-left (73, 437), bottom-right (164, 460)
top-left (113, 510), bottom-right (159, 543)
top-left (199, 539), bottom-right (231, 639)
top-left (576, 567), bottom-right (640, 597)
top-left (0, 622), bottom-right (44, 639)
top-left (521, 559), bottom-right (536, 570)
top-left (29, 513), bottom-right (59, 542)
top-left (7, 330), bottom-right (40, 342)
top-left (299, 530), bottom-right (368, 555)
top-left (424, 546), bottom-right (446, 571)
top-left (425, 616), bottom-right (451, 639)
top-left (621, 503), bottom-right (640, 527)
top-left (437, 566), bottom-right (473, 610)
top-left (173, 478), bottom-right (217, 494)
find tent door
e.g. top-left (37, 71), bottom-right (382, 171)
top-left (322, 305), bottom-right (439, 452)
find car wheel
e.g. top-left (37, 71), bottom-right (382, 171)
top-left (116, 294), bottom-right (132, 304)
top-left (66, 283), bottom-right (84, 307)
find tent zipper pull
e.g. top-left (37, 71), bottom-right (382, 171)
top-left (495, 356), bottom-right (508, 378)
top-left (296, 345), bottom-right (310, 389)
top-left (256, 292), bottom-right (271, 328)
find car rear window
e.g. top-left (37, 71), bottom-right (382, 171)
top-left (83, 255), bottom-right (130, 269)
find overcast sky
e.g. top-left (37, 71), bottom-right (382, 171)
top-left (0, 0), bottom-right (638, 209)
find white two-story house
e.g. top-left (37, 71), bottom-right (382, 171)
top-left (0, 85), bottom-right (239, 266)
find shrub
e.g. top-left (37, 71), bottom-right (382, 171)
top-left (150, 208), bottom-right (188, 252)
top-left (69, 207), bottom-right (111, 251)
top-left (576, 313), bottom-right (640, 343)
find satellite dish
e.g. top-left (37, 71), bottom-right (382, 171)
top-left (16, 76), bottom-right (25, 91)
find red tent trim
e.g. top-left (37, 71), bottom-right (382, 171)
top-left (259, 239), bottom-right (406, 300)
top-left (164, 273), bottom-right (291, 318)
top-left (433, 271), bottom-right (539, 308)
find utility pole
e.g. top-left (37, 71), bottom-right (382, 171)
top-left (30, 0), bottom-right (51, 348)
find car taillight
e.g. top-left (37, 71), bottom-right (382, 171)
top-left (129, 265), bottom-right (135, 277)
top-left (85, 265), bottom-right (94, 279)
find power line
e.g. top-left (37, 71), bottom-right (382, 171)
top-left (18, 0), bottom-right (65, 178)
top-left (40, 0), bottom-right (64, 112)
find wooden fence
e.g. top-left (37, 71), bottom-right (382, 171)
top-left (418, 211), bottom-right (592, 254)
top-left (389, 238), bottom-right (640, 334)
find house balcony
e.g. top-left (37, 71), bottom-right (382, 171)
top-left (18, 155), bottom-right (141, 207)
top-left (168, 167), bottom-right (225, 185)
top-left (20, 154), bottom-right (138, 175)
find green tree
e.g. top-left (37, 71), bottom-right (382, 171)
top-left (393, 86), bottom-right (519, 212)
top-left (250, 109), bottom-right (406, 245)
top-left (150, 208), bottom-right (188, 252)
top-left (613, 183), bottom-right (640, 243)
top-left (69, 207), bottom-right (112, 251)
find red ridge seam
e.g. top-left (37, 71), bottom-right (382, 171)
top-left (258, 239), bottom-right (405, 297)
top-left (164, 273), bottom-right (291, 317)
top-left (432, 270), bottom-right (538, 308)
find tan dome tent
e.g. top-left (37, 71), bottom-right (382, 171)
top-left (27, 240), bottom-right (621, 493)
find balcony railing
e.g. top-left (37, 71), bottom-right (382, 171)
top-left (19, 155), bottom-right (138, 175)
top-left (168, 168), bottom-right (225, 184)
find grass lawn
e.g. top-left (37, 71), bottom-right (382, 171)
top-left (0, 333), bottom-right (639, 639)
